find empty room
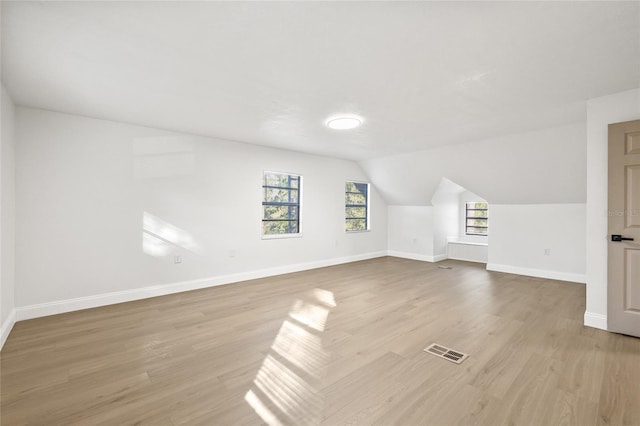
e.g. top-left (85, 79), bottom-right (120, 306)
top-left (1, 1), bottom-right (639, 425)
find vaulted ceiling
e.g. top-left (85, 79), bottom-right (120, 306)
top-left (2, 1), bottom-right (639, 161)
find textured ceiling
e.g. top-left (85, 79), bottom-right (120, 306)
top-left (2, 1), bottom-right (639, 160)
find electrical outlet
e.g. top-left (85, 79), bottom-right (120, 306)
top-left (544, 248), bottom-right (551, 256)
top-left (174, 255), bottom-right (182, 264)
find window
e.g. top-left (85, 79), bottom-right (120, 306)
top-left (345, 181), bottom-right (369, 232)
top-left (465, 202), bottom-right (488, 236)
top-left (262, 172), bottom-right (301, 236)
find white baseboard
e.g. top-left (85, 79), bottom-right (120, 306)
top-left (15, 251), bottom-right (387, 321)
top-left (1, 309), bottom-right (17, 351)
top-left (387, 251), bottom-right (431, 262)
top-left (584, 311), bottom-right (607, 331)
top-left (447, 256), bottom-right (487, 264)
top-left (387, 251), bottom-right (446, 263)
top-left (486, 263), bottom-right (586, 283)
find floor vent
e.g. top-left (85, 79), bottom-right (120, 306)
top-left (424, 343), bottom-right (469, 364)
top-left (437, 266), bottom-right (452, 269)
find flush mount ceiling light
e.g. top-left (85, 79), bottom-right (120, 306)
top-left (325, 115), bottom-right (362, 130)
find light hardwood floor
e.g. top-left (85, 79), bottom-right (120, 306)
top-left (1, 257), bottom-right (639, 425)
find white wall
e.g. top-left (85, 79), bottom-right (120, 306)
top-left (382, 122), bottom-right (587, 274)
top-left (433, 202), bottom-right (458, 258)
top-left (10, 88), bottom-right (625, 331)
top-left (1, 84), bottom-right (16, 348)
top-left (387, 206), bottom-right (435, 261)
top-left (14, 107), bottom-right (387, 318)
top-left (487, 204), bottom-right (586, 283)
top-left (360, 122), bottom-right (587, 206)
top-left (585, 88), bottom-right (640, 330)
top-left (432, 194), bottom-right (459, 258)
top-left (430, 177), bottom-right (464, 258)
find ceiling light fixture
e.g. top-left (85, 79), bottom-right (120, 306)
top-left (326, 116), bottom-right (362, 130)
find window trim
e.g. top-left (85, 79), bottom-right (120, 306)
top-left (465, 202), bottom-right (488, 236)
top-left (345, 180), bottom-right (370, 233)
top-left (261, 171), bottom-right (303, 239)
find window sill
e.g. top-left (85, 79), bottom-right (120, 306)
top-left (261, 233), bottom-right (303, 240)
top-left (448, 240), bottom-right (488, 247)
top-left (345, 229), bottom-right (371, 234)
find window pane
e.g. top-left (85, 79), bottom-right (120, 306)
top-left (470, 202), bottom-right (488, 209)
top-left (264, 173), bottom-right (299, 189)
top-left (264, 205), bottom-right (298, 220)
top-left (466, 226), bottom-right (487, 235)
top-left (262, 220), bottom-right (299, 235)
top-left (264, 188), bottom-right (299, 203)
top-left (345, 192), bottom-right (366, 205)
top-left (467, 210), bottom-right (488, 218)
top-left (466, 218), bottom-right (488, 227)
top-left (346, 206), bottom-right (366, 219)
top-left (354, 182), bottom-right (368, 193)
top-left (346, 218), bottom-right (366, 231)
top-left (263, 173), bottom-right (283, 187)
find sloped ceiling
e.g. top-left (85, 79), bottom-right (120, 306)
top-left (2, 1), bottom-right (638, 161)
top-left (430, 178), bottom-right (466, 206)
top-left (360, 122), bottom-right (587, 205)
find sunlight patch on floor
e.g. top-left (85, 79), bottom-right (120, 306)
top-left (245, 288), bottom-right (335, 425)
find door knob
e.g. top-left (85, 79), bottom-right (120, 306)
top-left (612, 234), bottom-right (635, 242)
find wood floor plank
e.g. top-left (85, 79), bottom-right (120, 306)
top-left (1, 257), bottom-right (638, 425)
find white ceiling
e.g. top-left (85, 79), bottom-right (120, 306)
top-left (2, 1), bottom-right (639, 161)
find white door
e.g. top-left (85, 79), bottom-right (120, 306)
top-left (608, 119), bottom-right (640, 337)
